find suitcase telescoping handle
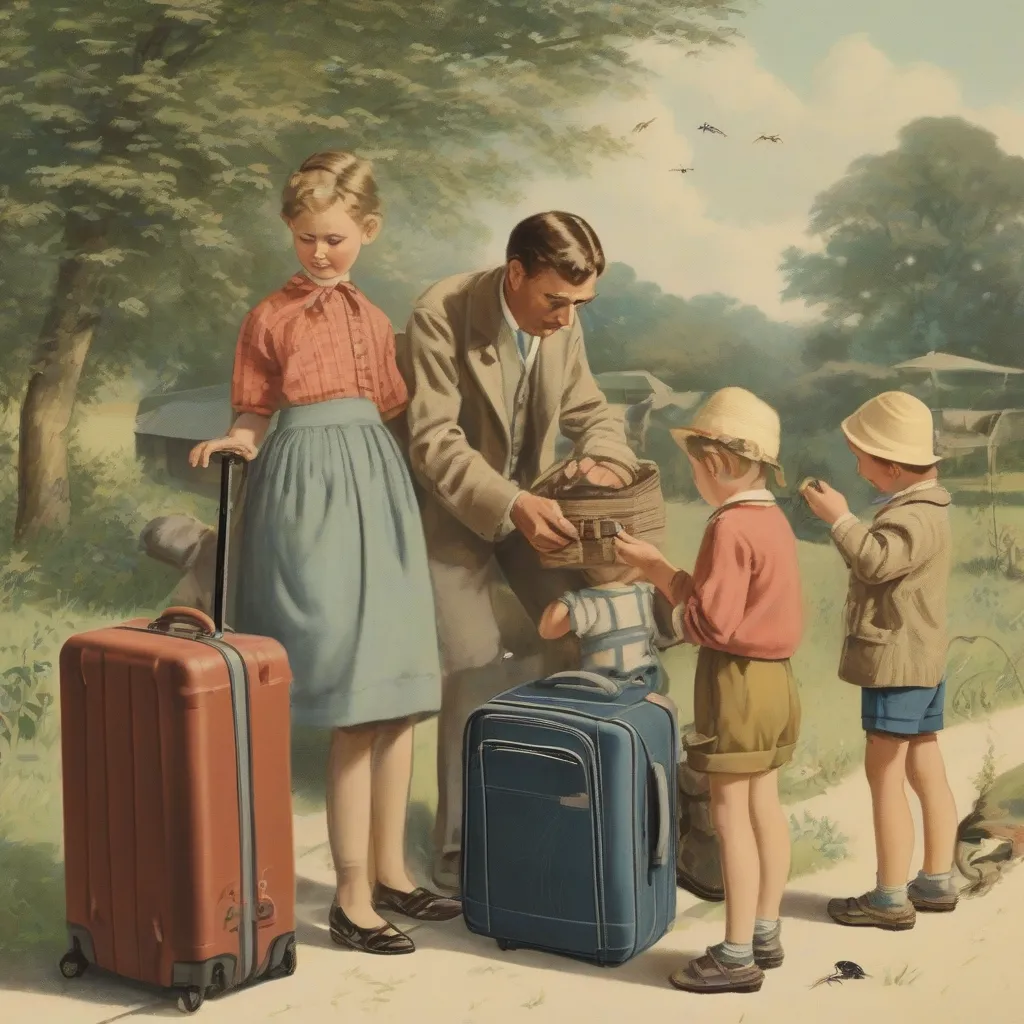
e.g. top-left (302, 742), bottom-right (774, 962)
top-left (147, 452), bottom-right (240, 639)
top-left (211, 451), bottom-right (243, 636)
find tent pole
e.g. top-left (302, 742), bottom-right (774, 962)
top-left (988, 440), bottom-right (998, 568)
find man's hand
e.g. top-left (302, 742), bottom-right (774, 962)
top-left (510, 493), bottom-right (579, 553)
top-left (800, 479), bottom-right (850, 526)
top-left (562, 457), bottom-right (628, 489)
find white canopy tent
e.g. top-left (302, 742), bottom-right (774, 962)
top-left (893, 352), bottom-right (1024, 569)
top-left (894, 351), bottom-right (1024, 392)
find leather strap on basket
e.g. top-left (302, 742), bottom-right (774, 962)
top-left (576, 519), bottom-right (622, 540)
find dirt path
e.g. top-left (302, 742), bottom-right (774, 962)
top-left (6, 705), bottom-right (1024, 1024)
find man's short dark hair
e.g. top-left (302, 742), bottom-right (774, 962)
top-left (505, 212), bottom-right (605, 285)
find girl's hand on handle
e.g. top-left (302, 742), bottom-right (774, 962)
top-left (189, 436), bottom-right (258, 469)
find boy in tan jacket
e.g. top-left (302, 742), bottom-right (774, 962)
top-left (802, 391), bottom-right (959, 930)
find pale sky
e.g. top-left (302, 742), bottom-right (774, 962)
top-left (476, 0), bottom-right (1024, 322)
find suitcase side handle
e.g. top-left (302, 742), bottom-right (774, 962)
top-left (536, 670), bottom-right (623, 696)
top-left (150, 606), bottom-right (217, 636)
top-left (650, 762), bottom-right (671, 868)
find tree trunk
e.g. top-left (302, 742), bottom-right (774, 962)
top-left (13, 245), bottom-right (105, 543)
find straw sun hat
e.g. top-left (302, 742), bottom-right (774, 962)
top-left (670, 387), bottom-right (785, 487)
top-left (840, 391), bottom-right (940, 466)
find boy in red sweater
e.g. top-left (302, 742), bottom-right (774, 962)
top-left (616, 387), bottom-right (803, 995)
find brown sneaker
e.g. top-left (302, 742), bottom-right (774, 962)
top-left (669, 948), bottom-right (764, 994)
top-left (907, 880), bottom-right (958, 913)
top-left (827, 893), bottom-right (915, 931)
top-left (753, 930), bottom-right (784, 969)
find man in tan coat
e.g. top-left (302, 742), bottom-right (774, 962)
top-left (401, 212), bottom-right (639, 891)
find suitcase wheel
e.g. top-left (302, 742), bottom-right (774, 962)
top-left (210, 963), bottom-right (228, 993)
top-left (176, 987), bottom-right (204, 1014)
top-left (496, 939), bottom-right (516, 952)
top-left (59, 945), bottom-right (88, 979)
top-left (281, 938), bottom-right (297, 976)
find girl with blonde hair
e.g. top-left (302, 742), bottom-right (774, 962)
top-left (191, 151), bottom-right (458, 955)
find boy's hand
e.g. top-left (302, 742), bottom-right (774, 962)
top-left (614, 531), bottom-right (663, 571)
top-left (801, 479), bottom-right (850, 525)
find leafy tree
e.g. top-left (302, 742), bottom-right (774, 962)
top-left (580, 262), bottom-right (805, 395)
top-left (800, 327), bottom-right (851, 370)
top-left (780, 117), bottom-right (1024, 371)
top-left (0, 0), bottom-right (748, 542)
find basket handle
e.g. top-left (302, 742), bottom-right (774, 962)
top-left (530, 455), bottom-right (640, 494)
top-left (529, 457), bottom-right (573, 492)
top-left (582, 455), bottom-right (638, 485)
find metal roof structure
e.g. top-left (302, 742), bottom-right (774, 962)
top-left (135, 383), bottom-right (233, 442)
top-left (594, 370), bottom-right (673, 395)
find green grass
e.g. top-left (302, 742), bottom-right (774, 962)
top-left (789, 811), bottom-right (849, 877)
top-left (2, 401), bottom-right (1024, 956)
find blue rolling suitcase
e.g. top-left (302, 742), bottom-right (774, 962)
top-left (461, 670), bottom-right (678, 965)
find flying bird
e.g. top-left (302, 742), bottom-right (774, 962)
top-left (698, 122), bottom-right (726, 136)
top-left (632, 117), bottom-right (657, 133)
top-left (754, 134), bottom-right (782, 143)
top-left (670, 166), bottom-right (694, 174)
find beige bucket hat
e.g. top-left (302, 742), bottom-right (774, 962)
top-left (841, 391), bottom-right (940, 465)
top-left (670, 387), bottom-right (785, 487)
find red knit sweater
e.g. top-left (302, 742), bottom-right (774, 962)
top-left (672, 503), bottom-right (803, 660)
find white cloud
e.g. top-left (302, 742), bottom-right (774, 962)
top-left (476, 33), bottom-right (1024, 322)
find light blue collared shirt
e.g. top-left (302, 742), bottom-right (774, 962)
top-left (498, 274), bottom-right (540, 373)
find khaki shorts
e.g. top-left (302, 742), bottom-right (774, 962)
top-left (683, 647), bottom-right (801, 774)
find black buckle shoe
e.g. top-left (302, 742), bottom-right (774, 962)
top-left (328, 901), bottom-right (415, 955)
top-left (373, 884), bottom-right (462, 922)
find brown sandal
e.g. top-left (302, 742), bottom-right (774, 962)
top-left (669, 948), bottom-right (764, 994)
top-left (826, 893), bottom-right (915, 931)
top-left (373, 884), bottom-right (462, 922)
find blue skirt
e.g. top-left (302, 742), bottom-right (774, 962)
top-left (236, 398), bottom-right (442, 728)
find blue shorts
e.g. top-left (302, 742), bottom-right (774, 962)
top-left (861, 680), bottom-right (945, 735)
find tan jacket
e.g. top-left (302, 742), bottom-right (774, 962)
top-left (832, 484), bottom-right (952, 689)
top-left (398, 267), bottom-right (637, 543)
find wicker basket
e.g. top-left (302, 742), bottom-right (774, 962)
top-left (530, 458), bottom-right (666, 569)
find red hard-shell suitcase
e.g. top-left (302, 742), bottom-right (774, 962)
top-left (58, 454), bottom-right (296, 1014)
